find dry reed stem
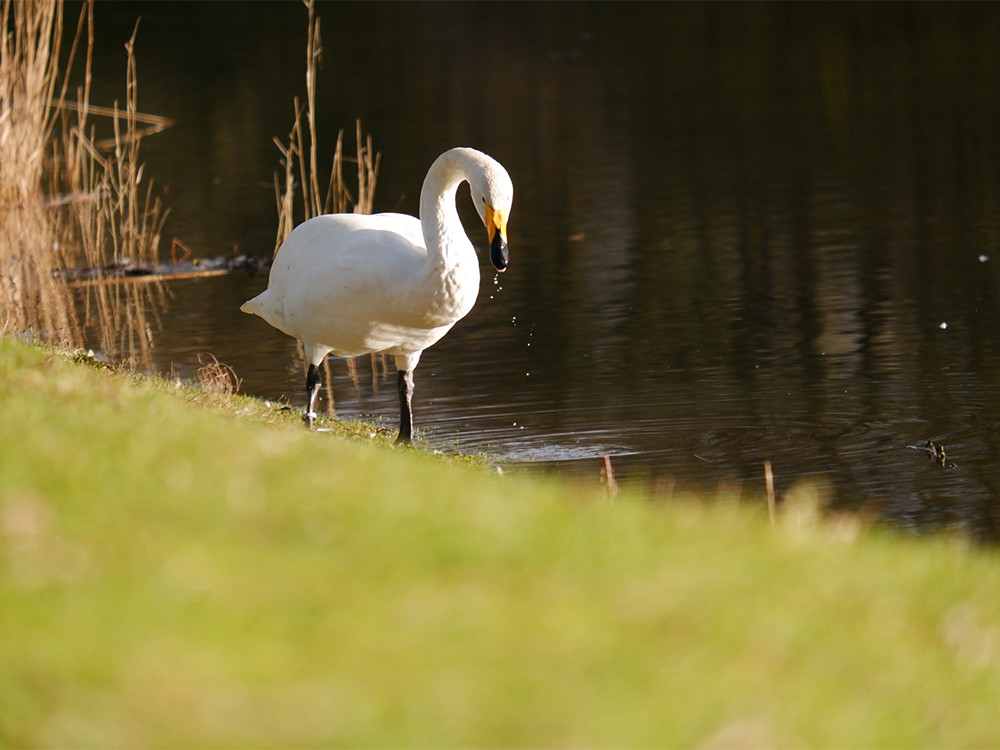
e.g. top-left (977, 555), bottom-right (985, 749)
top-left (58, 101), bottom-right (172, 148)
top-left (601, 455), bottom-right (619, 501)
top-left (764, 459), bottom-right (776, 525)
top-left (304, 0), bottom-right (322, 220)
top-left (322, 357), bottom-right (336, 418)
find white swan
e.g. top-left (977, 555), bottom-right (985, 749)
top-left (241, 147), bottom-right (513, 444)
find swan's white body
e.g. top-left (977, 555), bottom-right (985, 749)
top-left (241, 147), bottom-right (513, 442)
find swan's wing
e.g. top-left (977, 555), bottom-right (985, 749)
top-left (244, 213), bottom-right (420, 320)
top-left (252, 212), bottom-right (441, 353)
top-left (264, 213), bottom-right (420, 297)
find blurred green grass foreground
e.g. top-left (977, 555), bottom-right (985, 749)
top-left (2, 335), bottom-right (1000, 748)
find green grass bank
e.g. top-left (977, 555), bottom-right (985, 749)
top-left (2, 336), bottom-right (1000, 748)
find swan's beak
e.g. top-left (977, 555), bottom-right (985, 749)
top-left (485, 204), bottom-right (509, 272)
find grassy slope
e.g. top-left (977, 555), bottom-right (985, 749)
top-left (1, 337), bottom-right (1000, 748)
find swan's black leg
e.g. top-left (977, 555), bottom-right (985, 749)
top-left (396, 369), bottom-right (414, 444)
top-left (304, 363), bottom-right (321, 428)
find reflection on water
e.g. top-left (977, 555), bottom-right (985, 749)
top-left (85, 2), bottom-right (1000, 538)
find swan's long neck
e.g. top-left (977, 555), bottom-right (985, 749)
top-left (419, 150), bottom-right (474, 270)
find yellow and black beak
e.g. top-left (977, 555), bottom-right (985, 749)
top-left (485, 204), bottom-right (509, 272)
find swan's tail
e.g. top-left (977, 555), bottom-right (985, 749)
top-left (241, 290), bottom-right (286, 333)
top-left (240, 293), bottom-right (265, 316)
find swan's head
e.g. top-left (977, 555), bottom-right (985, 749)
top-left (469, 154), bottom-right (513, 273)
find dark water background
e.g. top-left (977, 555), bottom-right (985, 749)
top-left (79, 2), bottom-right (1000, 538)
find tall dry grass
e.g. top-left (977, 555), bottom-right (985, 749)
top-left (0, 0), bottom-right (168, 369)
top-left (272, 0), bottom-right (382, 415)
top-left (273, 0), bottom-right (379, 250)
top-left (0, 0), bottom-right (76, 342)
top-left (64, 19), bottom-right (170, 370)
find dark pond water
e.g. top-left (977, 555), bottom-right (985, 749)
top-left (82, 2), bottom-right (1000, 538)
